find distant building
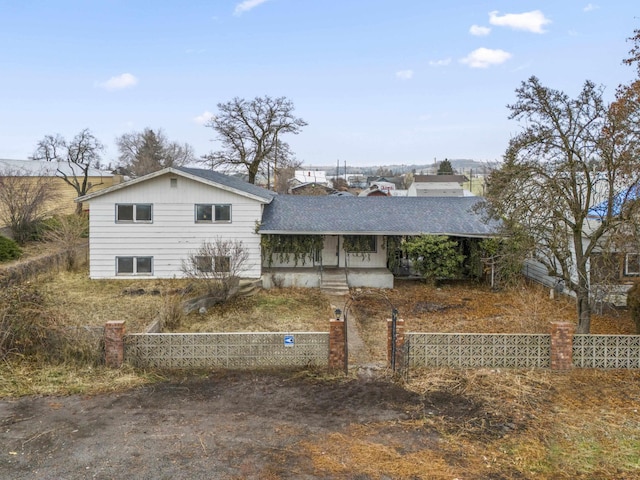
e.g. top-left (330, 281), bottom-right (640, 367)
top-left (293, 170), bottom-right (328, 186)
top-left (407, 174), bottom-right (470, 197)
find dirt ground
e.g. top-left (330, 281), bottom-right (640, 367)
top-left (1, 370), bottom-right (445, 480)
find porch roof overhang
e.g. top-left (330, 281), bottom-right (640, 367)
top-left (259, 195), bottom-right (501, 238)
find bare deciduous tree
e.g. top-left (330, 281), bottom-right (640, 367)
top-left (0, 168), bottom-right (58, 244)
top-left (32, 128), bottom-right (104, 213)
top-left (486, 76), bottom-right (640, 333)
top-left (202, 96), bottom-right (307, 184)
top-left (116, 128), bottom-right (195, 177)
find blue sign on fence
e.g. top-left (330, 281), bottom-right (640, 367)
top-left (284, 335), bottom-right (294, 347)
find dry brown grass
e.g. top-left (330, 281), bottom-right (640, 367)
top-left (175, 287), bottom-right (333, 333)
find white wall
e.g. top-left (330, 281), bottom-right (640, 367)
top-left (86, 173), bottom-right (264, 279)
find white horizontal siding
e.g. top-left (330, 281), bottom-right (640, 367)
top-left (86, 175), bottom-right (265, 279)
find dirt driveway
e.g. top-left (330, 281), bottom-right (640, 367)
top-left (1, 370), bottom-right (451, 480)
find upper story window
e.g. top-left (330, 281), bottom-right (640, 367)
top-left (624, 253), bottom-right (640, 276)
top-left (195, 204), bottom-right (231, 223)
top-left (116, 204), bottom-right (152, 223)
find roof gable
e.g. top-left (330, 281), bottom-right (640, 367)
top-left (76, 167), bottom-right (276, 203)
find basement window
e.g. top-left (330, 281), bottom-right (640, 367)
top-left (116, 256), bottom-right (153, 275)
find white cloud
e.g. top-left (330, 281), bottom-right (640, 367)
top-left (395, 69), bottom-right (414, 80)
top-left (194, 111), bottom-right (215, 125)
top-left (460, 48), bottom-right (512, 68)
top-left (97, 73), bottom-right (138, 91)
top-left (489, 10), bottom-right (551, 33)
top-left (470, 25), bottom-right (491, 36)
top-left (234, 0), bottom-right (268, 16)
top-left (428, 58), bottom-right (451, 67)
top-left (584, 3), bottom-right (599, 12)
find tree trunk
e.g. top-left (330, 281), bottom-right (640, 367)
top-left (576, 284), bottom-right (591, 333)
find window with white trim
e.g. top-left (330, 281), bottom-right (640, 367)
top-left (194, 255), bottom-right (230, 273)
top-left (624, 253), bottom-right (640, 276)
top-left (195, 204), bottom-right (231, 223)
top-left (116, 256), bottom-right (153, 275)
top-left (116, 204), bottom-right (152, 223)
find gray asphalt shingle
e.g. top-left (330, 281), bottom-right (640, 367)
top-left (178, 167), bottom-right (277, 201)
top-left (259, 195), bottom-right (500, 236)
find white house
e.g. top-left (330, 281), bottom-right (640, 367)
top-left (76, 167), bottom-right (275, 279)
top-left (407, 175), bottom-right (469, 197)
top-left (77, 167), bottom-right (501, 289)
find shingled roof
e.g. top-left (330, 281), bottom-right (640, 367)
top-left (177, 167), bottom-right (276, 201)
top-left (259, 196), bottom-right (499, 237)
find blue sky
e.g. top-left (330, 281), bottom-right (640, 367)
top-left (0, 1), bottom-right (637, 168)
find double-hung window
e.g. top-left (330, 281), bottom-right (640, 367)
top-left (194, 255), bottom-right (230, 273)
top-left (195, 204), bottom-right (231, 223)
top-left (624, 253), bottom-right (640, 276)
top-left (116, 204), bottom-right (153, 223)
top-left (116, 256), bottom-right (153, 275)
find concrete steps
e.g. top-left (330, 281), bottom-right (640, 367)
top-left (320, 269), bottom-right (349, 295)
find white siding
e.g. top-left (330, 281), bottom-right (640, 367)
top-left (86, 174), bottom-right (265, 279)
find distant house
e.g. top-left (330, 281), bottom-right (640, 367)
top-left (291, 170), bottom-right (328, 186)
top-left (0, 158), bottom-right (122, 219)
top-left (358, 184), bottom-right (390, 197)
top-left (77, 167), bottom-right (500, 289)
top-left (407, 175), bottom-right (470, 197)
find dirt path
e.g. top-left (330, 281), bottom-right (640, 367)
top-left (0, 371), bottom-right (426, 480)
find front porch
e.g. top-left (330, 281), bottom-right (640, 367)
top-left (261, 267), bottom-right (394, 290)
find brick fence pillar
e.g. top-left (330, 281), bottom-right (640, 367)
top-left (329, 319), bottom-right (346, 373)
top-left (105, 321), bottom-right (126, 368)
top-left (550, 321), bottom-right (575, 370)
top-left (387, 318), bottom-right (405, 368)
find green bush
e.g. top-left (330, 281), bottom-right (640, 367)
top-left (403, 235), bottom-right (464, 282)
top-left (0, 235), bottom-right (22, 262)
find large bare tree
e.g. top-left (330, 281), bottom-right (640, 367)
top-left (202, 96), bottom-right (307, 184)
top-left (32, 128), bottom-right (104, 213)
top-left (116, 128), bottom-right (195, 177)
top-left (486, 76), bottom-right (640, 333)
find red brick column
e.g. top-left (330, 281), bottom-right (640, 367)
top-left (387, 318), bottom-right (405, 368)
top-left (550, 321), bottom-right (575, 370)
top-left (329, 319), bottom-right (346, 373)
top-left (105, 321), bottom-right (126, 368)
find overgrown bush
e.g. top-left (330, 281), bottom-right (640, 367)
top-left (626, 282), bottom-right (640, 334)
top-left (0, 235), bottom-right (22, 262)
top-left (0, 284), bottom-right (101, 364)
top-left (402, 235), bottom-right (464, 282)
top-left (42, 213), bottom-right (89, 270)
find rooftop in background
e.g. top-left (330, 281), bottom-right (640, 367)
top-left (0, 158), bottom-right (113, 177)
top-left (294, 170), bottom-right (328, 185)
top-left (413, 174), bottom-right (469, 184)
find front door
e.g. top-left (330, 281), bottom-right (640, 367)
top-left (322, 235), bottom-right (340, 267)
